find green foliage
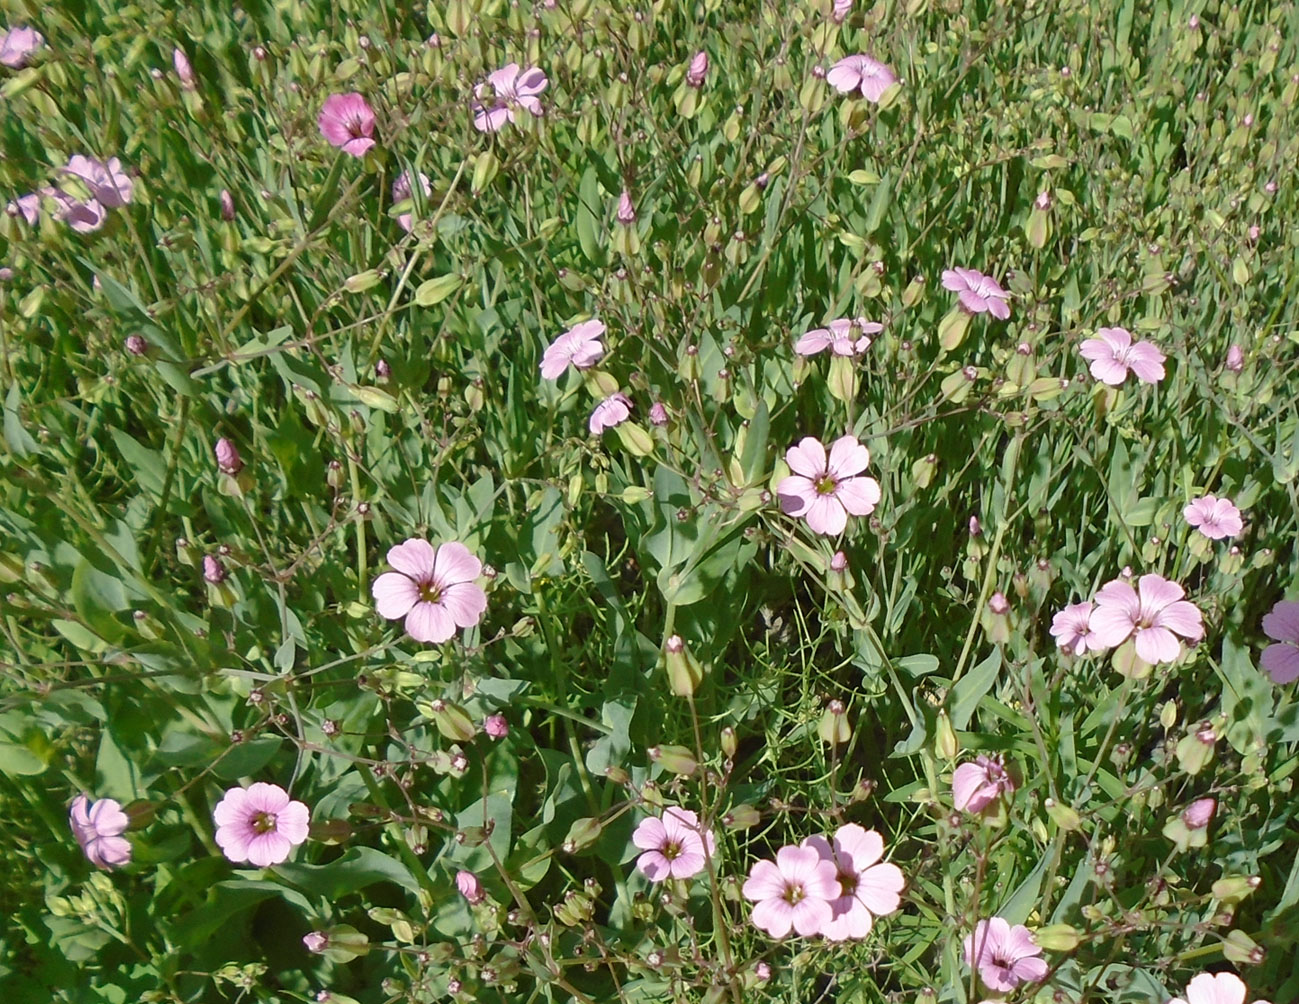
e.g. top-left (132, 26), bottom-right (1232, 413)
top-left (2, 0), bottom-right (1298, 1001)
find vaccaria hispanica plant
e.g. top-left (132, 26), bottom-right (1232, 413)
top-left (2, 1), bottom-right (1299, 1002)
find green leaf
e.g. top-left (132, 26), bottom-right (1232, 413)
top-left (948, 650), bottom-right (1002, 731)
top-left (308, 152), bottom-right (348, 232)
top-left (276, 847), bottom-right (422, 897)
top-left (413, 273), bottom-right (462, 306)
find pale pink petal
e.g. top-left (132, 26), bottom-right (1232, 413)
top-left (742, 859), bottom-right (787, 901)
top-left (474, 105), bottom-right (513, 133)
top-left (246, 830), bottom-right (294, 867)
top-left (88, 799), bottom-right (129, 836)
top-left (1186, 973), bottom-right (1247, 1004)
top-left (941, 269), bottom-right (967, 292)
top-left (440, 582), bottom-right (487, 628)
top-left (387, 538), bottom-right (436, 579)
top-left (1097, 327), bottom-right (1133, 352)
top-left (795, 329), bottom-right (834, 356)
top-left (432, 541), bottom-right (482, 585)
top-left (341, 136), bottom-right (377, 157)
top-left (952, 762), bottom-right (989, 811)
top-left (1134, 625), bottom-right (1181, 664)
top-left (405, 600), bottom-right (456, 643)
top-left (833, 824), bottom-right (882, 869)
top-left (786, 437), bottom-right (828, 477)
top-left (632, 817), bottom-right (667, 851)
top-left (1154, 600), bottom-right (1204, 642)
top-left (750, 897), bottom-right (794, 938)
top-left (959, 289), bottom-right (990, 314)
top-left (835, 476), bottom-right (881, 516)
top-left (825, 60), bottom-right (864, 93)
top-left (1095, 579), bottom-right (1140, 616)
top-left (855, 861), bottom-right (904, 915)
top-left (1137, 573), bottom-right (1185, 610)
top-left (1009, 956), bottom-right (1048, 983)
top-left (805, 495), bottom-right (847, 536)
top-left (515, 67), bottom-right (548, 97)
top-left (246, 782), bottom-right (290, 814)
top-left (790, 897), bottom-right (832, 936)
top-left (372, 572), bottom-right (420, 619)
top-left (985, 296), bottom-right (1011, 320)
top-left (776, 475), bottom-right (816, 516)
top-left (827, 436), bottom-right (870, 478)
top-left (637, 850), bottom-right (671, 881)
top-left (1088, 605), bottom-right (1136, 647)
top-left (1125, 342), bottom-right (1166, 383)
top-left (275, 801), bottom-right (310, 843)
top-left (670, 850), bottom-right (706, 879)
top-left (213, 788), bottom-right (251, 827)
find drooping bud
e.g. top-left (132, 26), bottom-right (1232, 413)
top-left (456, 869), bottom-right (485, 904)
top-left (1211, 875), bottom-right (1262, 903)
top-left (1182, 797), bottom-right (1216, 829)
top-left (720, 726), bottom-right (737, 759)
top-left (125, 334), bottom-right (148, 356)
top-left (648, 744), bottom-right (697, 776)
top-left (648, 401), bottom-right (668, 426)
top-left (616, 190), bottom-right (636, 225)
top-left (173, 47), bottom-right (196, 89)
top-left (424, 699), bottom-right (477, 742)
top-left (1225, 344), bottom-right (1244, 372)
top-left (724, 803), bottom-right (760, 829)
top-left (686, 50), bottom-right (709, 87)
top-left (1032, 923), bottom-right (1080, 951)
top-left (830, 550), bottom-right (848, 572)
top-left (214, 437), bottom-right (244, 475)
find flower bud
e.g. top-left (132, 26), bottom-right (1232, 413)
top-left (686, 50), bottom-right (708, 87)
top-left (220, 188), bottom-right (236, 221)
top-left (1211, 875), bottom-right (1261, 903)
top-left (1221, 929), bottom-right (1262, 965)
top-left (125, 334), bottom-right (148, 356)
top-left (1044, 797), bottom-right (1081, 831)
top-left (173, 47), bottom-right (196, 89)
top-left (456, 869), bottom-right (485, 904)
top-left (202, 554), bottom-right (225, 583)
top-left (563, 816), bottom-right (604, 853)
top-left (483, 714), bottom-right (508, 740)
top-left (303, 931), bottom-right (328, 953)
top-left (1225, 344), bottom-right (1244, 372)
top-left (934, 710), bottom-right (959, 760)
top-left (724, 803), bottom-right (760, 829)
top-left (817, 699), bottom-right (851, 746)
top-left (1176, 725), bottom-right (1217, 775)
top-left (649, 401), bottom-right (669, 426)
top-left (664, 634), bottom-right (703, 696)
top-left (720, 726), bottom-right (737, 759)
top-left (830, 550), bottom-right (848, 572)
top-left (1182, 797), bottom-right (1216, 829)
top-left (1033, 923), bottom-right (1080, 951)
top-left (214, 437), bottom-right (244, 475)
top-left (616, 190), bottom-right (636, 225)
top-left (424, 699), bottom-right (477, 743)
top-left (648, 744), bottom-right (697, 776)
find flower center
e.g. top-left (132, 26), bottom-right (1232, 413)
top-left (419, 582), bottom-right (444, 605)
top-left (837, 869), bottom-right (857, 896)
top-left (782, 881), bottom-right (806, 905)
top-left (251, 811), bottom-right (278, 834)
top-left (815, 475), bottom-right (838, 496)
top-left (345, 114), bottom-right (366, 137)
top-left (661, 840), bottom-right (682, 861)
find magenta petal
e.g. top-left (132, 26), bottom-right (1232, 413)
top-left (341, 136), bottom-right (376, 157)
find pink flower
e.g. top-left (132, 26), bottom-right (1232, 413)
top-left (1050, 601), bottom-right (1103, 656)
top-left (1079, 326), bottom-right (1166, 385)
top-left (371, 539), bottom-right (488, 644)
top-left (616, 189), bottom-right (636, 224)
top-left (540, 319), bottom-right (605, 379)
top-left (590, 392), bottom-right (632, 434)
top-left (831, 0), bottom-right (853, 23)
top-left (686, 50), bottom-right (709, 87)
top-left (220, 188), bottom-right (236, 221)
top-left (318, 93), bottom-right (377, 157)
top-left (1183, 495), bottom-right (1243, 540)
top-left (1225, 344), bottom-right (1245, 372)
top-left (1182, 797), bottom-right (1215, 829)
top-left (963, 918), bottom-right (1048, 992)
top-left (1089, 573), bottom-right (1204, 664)
top-left (203, 554), bottom-right (226, 583)
top-left (632, 807), bottom-right (715, 882)
top-left (1260, 600), bottom-right (1299, 684)
top-left (212, 783), bottom-right (310, 867)
top-left (456, 869), bottom-right (486, 903)
top-left (483, 714), bottom-right (508, 739)
top-left (303, 931), bottom-right (328, 953)
top-left (63, 155), bottom-right (133, 209)
top-left (173, 47), bottom-right (196, 88)
top-left (69, 794), bottom-right (131, 869)
top-left (802, 825), bottom-right (904, 941)
top-left (215, 437), bottom-right (243, 475)
top-left (0, 26), bottom-right (43, 69)
top-left (7, 192), bottom-right (40, 225)
top-left (392, 170), bottom-right (432, 232)
top-left (941, 267), bottom-right (1011, 319)
top-left (826, 54), bottom-right (897, 103)
top-left (795, 317), bottom-right (882, 357)
top-left (987, 592), bottom-right (1010, 615)
top-left (742, 844), bottom-right (841, 938)
top-left (830, 550), bottom-right (848, 572)
top-left (1170, 973), bottom-right (1273, 1004)
top-left (472, 63), bottom-right (548, 133)
top-left (649, 401), bottom-right (669, 426)
top-left (952, 754), bottom-right (1015, 813)
top-left (776, 435), bottom-right (882, 536)
top-left (51, 192), bottom-right (108, 233)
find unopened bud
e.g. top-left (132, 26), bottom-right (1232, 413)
top-left (664, 634), bottom-right (703, 696)
top-left (214, 437), bottom-right (244, 475)
top-left (648, 744), bottom-right (697, 776)
top-left (1032, 923), bottom-right (1079, 951)
top-left (934, 710), bottom-right (958, 760)
top-left (720, 726), bottom-right (737, 759)
top-left (817, 699), bottom-right (851, 746)
top-left (724, 803), bottom-right (760, 829)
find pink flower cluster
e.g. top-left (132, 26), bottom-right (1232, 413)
top-left (1050, 572), bottom-right (1204, 665)
top-left (632, 807), bottom-right (716, 882)
top-left (8, 155), bottom-right (133, 234)
top-left (743, 824), bottom-right (903, 939)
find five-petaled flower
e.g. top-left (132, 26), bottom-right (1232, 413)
top-left (540, 319), bottom-right (605, 380)
top-left (1260, 600), bottom-right (1299, 684)
top-left (1079, 326), bottom-right (1166, 385)
top-left (826, 54), bottom-right (897, 103)
top-left (942, 267), bottom-right (1011, 318)
top-left (69, 794), bottom-right (132, 869)
top-left (952, 753), bottom-right (1016, 814)
top-left (1183, 495), bottom-right (1243, 540)
top-left (963, 917), bottom-right (1048, 992)
top-left (0, 25), bottom-right (43, 68)
top-left (632, 807), bottom-right (715, 882)
top-left (213, 782), bottom-right (310, 867)
top-left (776, 435), bottom-right (882, 536)
top-left (742, 844), bottom-right (841, 938)
top-left (795, 317), bottom-right (882, 357)
top-left (802, 825), bottom-right (904, 940)
top-left (392, 170), bottom-right (432, 232)
top-left (372, 539), bottom-right (488, 644)
top-left (1050, 601), bottom-right (1103, 656)
top-left (318, 93), bottom-right (377, 157)
top-left (1089, 573), bottom-right (1204, 665)
top-left (590, 392), bottom-right (632, 434)
top-left (472, 63), bottom-right (548, 133)
top-left (63, 155), bottom-right (133, 208)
